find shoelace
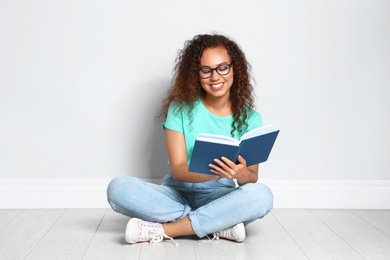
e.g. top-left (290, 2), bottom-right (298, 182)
top-left (209, 227), bottom-right (234, 241)
top-left (203, 232), bottom-right (226, 242)
top-left (139, 223), bottom-right (177, 245)
top-left (210, 233), bottom-right (220, 240)
top-left (199, 228), bottom-right (235, 244)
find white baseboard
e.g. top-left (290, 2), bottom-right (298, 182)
top-left (0, 178), bottom-right (389, 209)
top-left (261, 179), bottom-right (390, 209)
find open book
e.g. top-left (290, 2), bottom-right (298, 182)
top-left (188, 125), bottom-right (279, 175)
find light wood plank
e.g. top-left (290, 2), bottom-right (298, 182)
top-left (83, 209), bottom-right (142, 260)
top-left (25, 209), bottom-right (106, 260)
top-left (140, 238), bottom-right (196, 260)
top-left (273, 209), bottom-right (364, 260)
top-left (245, 214), bottom-right (308, 259)
top-left (84, 210), bottom-right (197, 260)
top-left (352, 210), bottom-right (390, 237)
top-left (193, 238), bottom-right (253, 260)
top-left (0, 209), bottom-right (65, 259)
top-left (2, 209), bottom-right (389, 259)
top-left (312, 209), bottom-right (390, 260)
top-left (0, 209), bottom-right (24, 230)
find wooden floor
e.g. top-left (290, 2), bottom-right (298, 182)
top-left (0, 209), bottom-right (389, 259)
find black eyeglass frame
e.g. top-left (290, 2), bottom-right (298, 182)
top-left (196, 63), bottom-right (233, 79)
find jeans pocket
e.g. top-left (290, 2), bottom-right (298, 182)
top-left (212, 178), bottom-right (235, 188)
top-left (162, 173), bottom-right (193, 190)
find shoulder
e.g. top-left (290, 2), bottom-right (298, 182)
top-left (168, 99), bottom-right (198, 113)
top-left (163, 99), bottom-right (198, 131)
top-left (245, 106), bottom-right (263, 129)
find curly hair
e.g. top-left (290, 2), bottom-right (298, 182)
top-left (159, 34), bottom-right (255, 136)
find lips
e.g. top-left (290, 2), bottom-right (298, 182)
top-left (210, 82), bottom-right (224, 91)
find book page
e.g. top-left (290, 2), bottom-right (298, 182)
top-left (196, 133), bottom-right (239, 146)
top-left (240, 125), bottom-right (279, 141)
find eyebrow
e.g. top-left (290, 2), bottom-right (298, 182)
top-left (199, 62), bottom-right (231, 68)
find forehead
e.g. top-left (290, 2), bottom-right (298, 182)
top-left (200, 46), bottom-right (231, 66)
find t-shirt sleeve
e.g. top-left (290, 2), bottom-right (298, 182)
top-left (162, 103), bottom-right (184, 132)
top-left (247, 109), bottom-right (263, 130)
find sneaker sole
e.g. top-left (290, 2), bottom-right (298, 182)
top-left (125, 217), bottom-right (141, 244)
top-left (235, 223), bottom-right (246, 242)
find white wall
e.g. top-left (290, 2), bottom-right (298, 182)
top-left (1, 1), bottom-right (389, 207)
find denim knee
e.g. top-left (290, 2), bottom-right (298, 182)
top-left (257, 183), bottom-right (273, 215)
top-left (106, 176), bottom-right (136, 212)
top-left (243, 182), bottom-right (273, 219)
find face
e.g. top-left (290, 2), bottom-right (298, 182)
top-left (199, 46), bottom-right (234, 99)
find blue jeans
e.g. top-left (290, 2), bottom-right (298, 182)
top-left (107, 173), bottom-right (273, 238)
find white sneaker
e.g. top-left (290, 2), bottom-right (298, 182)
top-left (213, 223), bottom-right (246, 242)
top-left (125, 218), bottom-right (175, 244)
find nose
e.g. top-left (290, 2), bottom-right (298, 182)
top-left (210, 69), bottom-right (220, 81)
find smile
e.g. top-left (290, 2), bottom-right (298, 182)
top-left (210, 83), bottom-right (224, 91)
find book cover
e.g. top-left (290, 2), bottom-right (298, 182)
top-left (188, 125), bottom-right (279, 175)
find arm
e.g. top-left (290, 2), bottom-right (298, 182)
top-left (210, 155), bottom-right (259, 185)
top-left (166, 129), bottom-right (220, 183)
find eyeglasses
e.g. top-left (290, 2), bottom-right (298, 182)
top-left (197, 63), bottom-right (232, 79)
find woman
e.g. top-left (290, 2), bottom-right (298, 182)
top-left (107, 34), bottom-right (273, 244)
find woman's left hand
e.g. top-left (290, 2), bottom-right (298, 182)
top-left (209, 155), bottom-right (257, 184)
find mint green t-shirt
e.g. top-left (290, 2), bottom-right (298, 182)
top-left (163, 99), bottom-right (262, 164)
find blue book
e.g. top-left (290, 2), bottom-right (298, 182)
top-left (188, 125), bottom-right (280, 175)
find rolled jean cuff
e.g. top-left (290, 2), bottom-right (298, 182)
top-left (188, 212), bottom-right (207, 238)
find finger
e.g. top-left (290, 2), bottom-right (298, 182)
top-left (213, 158), bottom-right (229, 169)
top-left (214, 159), bottom-right (237, 175)
top-left (220, 156), bottom-right (236, 168)
top-left (209, 163), bottom-right (227, 175)
top-left (209, 163), bottom-right (222, 172)
top-left (210, 168), bottom-right (230, 179)
top-left (215, 160), bottom-right (238, 178)
top-left (209, 163), bottom-right (233, 178)
top-left (210, 168), bottom-right (226, 177)
top-left (220, 157), bottom-right (241, 174)
top-left (237, 155), bottom-right (247, 166)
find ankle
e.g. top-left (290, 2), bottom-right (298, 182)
top-left (162, 217), bottom-right (195, 238)
top-left (161, 223), bottom-right (172, 238)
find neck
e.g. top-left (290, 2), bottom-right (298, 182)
top-left (201, 95), bottom-right (232, 116)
